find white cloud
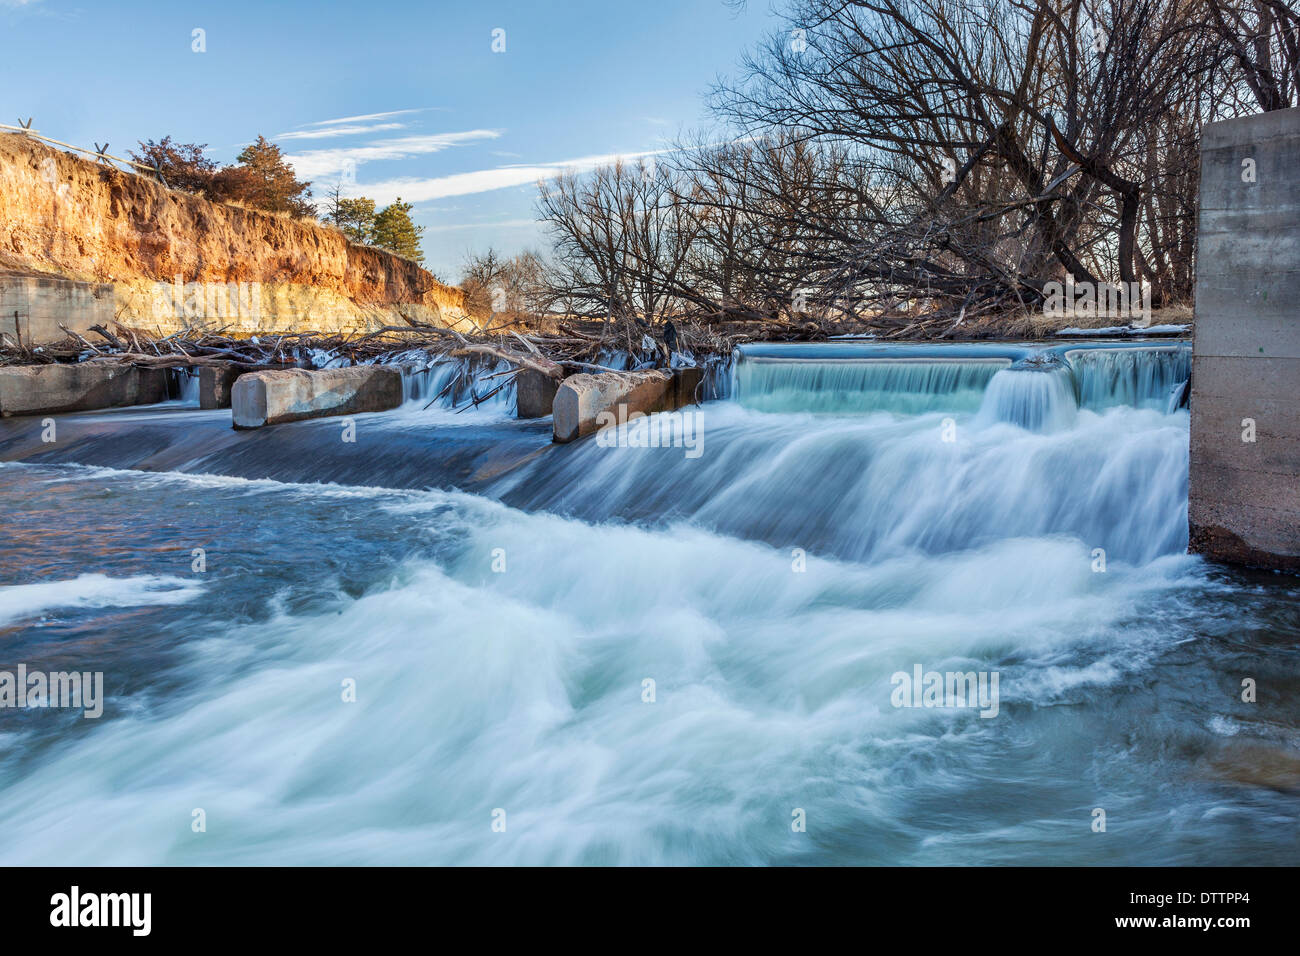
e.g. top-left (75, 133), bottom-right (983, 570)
top-left (351, 148), bottom-right (672, 205)
top-left (274, 123), bottom-right (406, 141)
top-left (298, 108), bottom-right (434, 128)
top-left (286, 130), bottom-right (503, 180)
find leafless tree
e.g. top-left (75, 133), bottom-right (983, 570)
top-left (531, 0), bottom-right (1287, 336)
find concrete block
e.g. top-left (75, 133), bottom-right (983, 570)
top-left (551, 367), bottom-right (706, 442)
top-left (232, 366), bottom-right (403, 429)
top-left (0, 363), bottom-right (169, 416)
top-left (516, 368), bottom-right (561, 419)
top-left (552, 369), bottom-right (675, 443)
top-left (199, 364), bottom-right (245, 410)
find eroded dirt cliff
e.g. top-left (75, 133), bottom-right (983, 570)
top-left (0, 132), bottom-right (468, 335)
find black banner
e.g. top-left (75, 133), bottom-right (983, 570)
top-left (0, 866), bottom-right (1283, 942)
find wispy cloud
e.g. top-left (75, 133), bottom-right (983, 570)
top-left (297, 108), bottom-right (435, 128)
top-left (275, 123), bottom-right (406, 141)
top-left (352, 148), bottom-right (672, 205)
top-left (286, 130), bottom-right (503, 180)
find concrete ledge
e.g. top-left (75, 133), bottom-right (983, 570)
top-left (0, 363), bottom-right (169, 417)
top-left (232, 366), bottom-right (402, 428)
top-left (1190, 519), bottom-right (1300, 571)
top-left (552, 367), bottom-right (704, 443)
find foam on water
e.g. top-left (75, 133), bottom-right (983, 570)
top-left (0, 482), bottom-right (1230, 865)
top-left (0, 574), bottom-right (204, 628)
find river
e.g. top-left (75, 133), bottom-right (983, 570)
top-left (0, 340), bottom-right (1296, 864)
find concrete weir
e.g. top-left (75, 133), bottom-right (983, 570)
top-left (1190, 106), bottom-right (1300, 570)
top-left (0, 363), bottom-right (169, 416)
top-left (553, 367), bottom-right (703, 443)
top-left (232, 366), bottom-right (403, 428)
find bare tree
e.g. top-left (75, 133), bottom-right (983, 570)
top-left (1206, 0), bottom-right (1300, 111)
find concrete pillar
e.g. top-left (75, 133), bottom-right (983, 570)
top-left (516, 368), bottom-right (561, 419)
top-left (232, 366), bottom-right (403, 428)
top-left (552, 367), bottom-right (703, 443)
top-left (199, 364), bottom-right (245, 410)
top-left (1189, 106), bottom-right (1300, 569)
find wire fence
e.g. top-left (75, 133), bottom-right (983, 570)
top-left (0, 118), bottom-right (169, 185)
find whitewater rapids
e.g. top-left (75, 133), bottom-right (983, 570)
top-left (0, 342), bottom-right (1295, 865)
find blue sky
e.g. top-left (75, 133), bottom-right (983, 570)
top-left (0, 0), bottom-right (780, 280)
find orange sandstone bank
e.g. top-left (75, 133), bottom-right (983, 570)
top-left (0, 132), bottom-right (471, 343)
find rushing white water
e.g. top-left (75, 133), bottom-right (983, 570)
top-left (0, 338), bottom-right (1295, 866)
top-left (976, 357), bottom-right (1080, 432)
top-left (0, 468), bottom-right (1221, 865)
top-left (1064, 346), bottom-right (1190, 410)
top-left (496, 401), bottom-right (1189, 565)
top-left (0, 573), bottom-right (203, 627)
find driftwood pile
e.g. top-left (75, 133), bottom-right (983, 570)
top-left (0, 315), bottom-right (764, 378)
top-left (0, 310), bottom-right (1027, 405)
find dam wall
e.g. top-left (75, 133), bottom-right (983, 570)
top-left (0, 270), bottom-right (114, 346)
top-left (1189, 106), bottom-right (1300, 570)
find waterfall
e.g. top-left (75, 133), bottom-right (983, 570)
top-left (729, 341), bottom-right (1191, 416)
top-left (733, 357), bottom-right (1009, 414)
top-left (9, 331), bottom-right (1280, 869)
top-left (1063, 346), bottom-right (1191, 410)
top-left (976, 354), bottom-right (1079, 432)
top-left (392, 354), bottom-right (517, 413)
top-left (168, 367), bottom-right (200, 405)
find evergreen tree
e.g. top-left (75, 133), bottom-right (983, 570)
top-left (372, 198), bottom-right (425, 263)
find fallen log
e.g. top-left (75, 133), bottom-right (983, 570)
top-left (446, 342), bottom-right (565, 381)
